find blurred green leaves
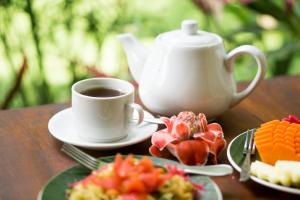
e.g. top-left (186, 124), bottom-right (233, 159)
top-left (0, 0), bottom-right (299, 108)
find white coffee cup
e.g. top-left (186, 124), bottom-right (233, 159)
top-left (71, 78), bottom-right (144, 143)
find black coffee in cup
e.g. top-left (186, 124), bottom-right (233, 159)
top-left (80, 87), bottom-right (124, 98)
top-left (72, 78), bottom-right (144, 142)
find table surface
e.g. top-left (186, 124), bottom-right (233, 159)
top-left (1, 75), bottom-right (300, 200)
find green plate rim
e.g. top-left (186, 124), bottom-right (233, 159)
top-left (227, 131), bottom-right (300, 195)
top-left (37, 155), bottom-right (223, 200)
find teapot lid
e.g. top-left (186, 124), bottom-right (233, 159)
top-left (157, 20), bottom-right (221, 47)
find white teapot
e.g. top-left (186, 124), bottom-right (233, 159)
top-left (117, 20), bottom-right (266, 118)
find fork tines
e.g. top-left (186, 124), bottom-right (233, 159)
top-left (239, 129), bottom-right (256, 181)
top-left (243, 129), bottom-right (256, 155)
top-left (61, 143), bottom-right (99, 170)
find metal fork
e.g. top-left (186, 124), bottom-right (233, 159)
top-left (61, 143), bottom-right (233, 176)
top-left (239, 129), bottom-right (256, 182)
top-left (61, 143), bottom-right (104, 170)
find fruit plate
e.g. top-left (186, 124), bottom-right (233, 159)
top-left (38, 156), bottom-right (222, 200)
top-left (227, 131), bottom-right (300, 195)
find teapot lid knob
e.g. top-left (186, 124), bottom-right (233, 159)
top-left (181, 20), bottom-right (198, 35)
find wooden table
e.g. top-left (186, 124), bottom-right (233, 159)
top-left (1, 75), bottom-right (300, 200)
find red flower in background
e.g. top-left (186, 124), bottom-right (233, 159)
top-left (149, 112), bottom-right (226, 165)
top-left (285, 0), bottom-right (295, 12)
top-left (224, 0), bottom-right (295, 12)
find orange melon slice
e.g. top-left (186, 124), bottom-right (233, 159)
top-left (254, 120), bottom-right (300, 165)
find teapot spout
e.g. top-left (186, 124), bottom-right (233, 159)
top-left (117, 33), bottom-right (148, 83)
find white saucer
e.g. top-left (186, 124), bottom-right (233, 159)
top-left (48, 108), bottom-right (158, 150)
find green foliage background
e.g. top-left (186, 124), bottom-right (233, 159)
top-left (0, 0), bottom-right (300, 108)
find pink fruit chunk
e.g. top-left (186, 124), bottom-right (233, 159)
top-left (282, 115), bottom-right (300, 124)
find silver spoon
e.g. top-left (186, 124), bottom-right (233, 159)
top-left (132, 117), bottom-right (165, 125)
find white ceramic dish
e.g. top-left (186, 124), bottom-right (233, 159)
top-left (227, 131), bottom-right (300, 195)
top-left (48, 108), bottom-right (158, 150)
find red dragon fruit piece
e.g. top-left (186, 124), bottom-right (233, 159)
top-left (149, 111), bottom-right (226, 165)
top-left (167, 140), bottom-right (210, 165)
top-left (151, 130), bottom-right (177, 151)
top-left (282, 115), bottom-right (300, 124)
top-left (149, 144), bottom-right (173, 159)
top-left (207, 136), bottom-right (226, 164)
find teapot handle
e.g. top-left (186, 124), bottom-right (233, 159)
top-left (225, 45), bottom-right (267, 107)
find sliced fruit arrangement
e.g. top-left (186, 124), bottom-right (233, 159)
top-left (251, 160), bottom-right (300, 188)
top-left (149, 111), bottom-right (226, 165)
top-left (250, 115), bottom-right (300, 188)
top-left (254, 118), bottom-right (300, 165)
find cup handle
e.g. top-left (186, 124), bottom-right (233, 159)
top-left (127, 103), bottom-right (144, 125)
top-left (225, 45), bottom-right (267, 107)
